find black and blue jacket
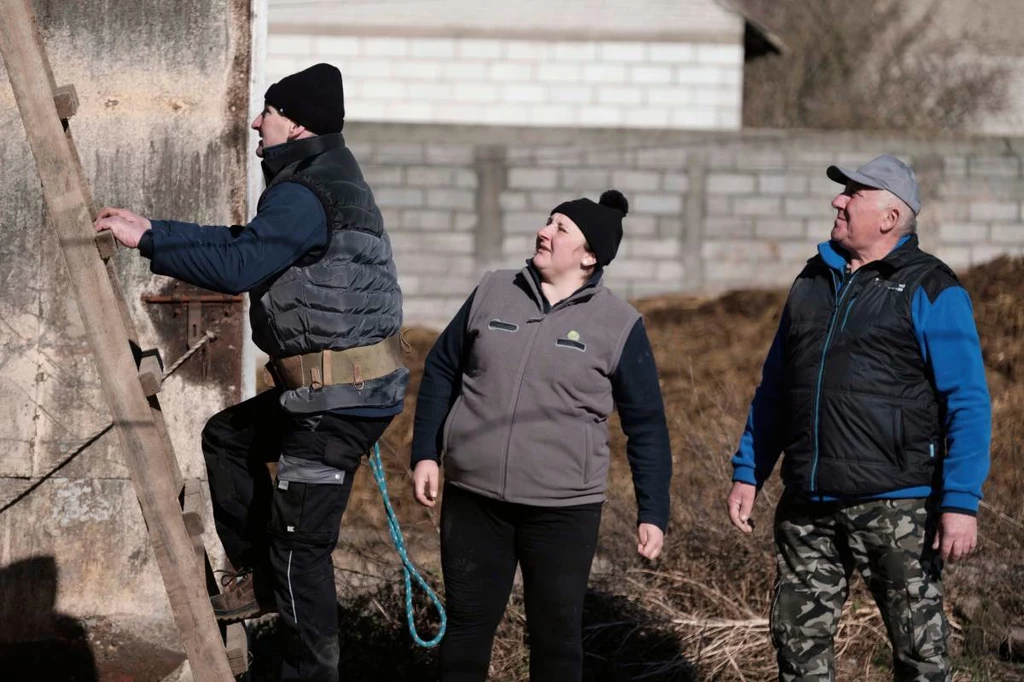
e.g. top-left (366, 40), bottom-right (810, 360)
top-left (732, 235), bottom-right (991, 514)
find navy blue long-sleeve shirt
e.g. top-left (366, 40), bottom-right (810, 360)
top-left (732, 237), bottom-right (991, 514)
top-left (412, 282), bottom-right (673, 530)
top-left (138, 182), bottom-right (327, 294)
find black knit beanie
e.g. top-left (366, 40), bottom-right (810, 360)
top-left (264, 63), bottom-right (345, 134)
top-left (550, 190), bottom-right (629, 267)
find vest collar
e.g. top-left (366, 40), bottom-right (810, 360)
top-left (811, 234), bottom-right (920, 276)
top-left (261, 133), bottom-right (346, 183)
top-left (519, 261), bottom-right (603, 313)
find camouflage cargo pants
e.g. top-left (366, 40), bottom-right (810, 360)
top-left (771, 495), bottom-right (949, 682)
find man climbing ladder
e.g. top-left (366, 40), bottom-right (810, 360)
top-left (95, 63), bottom-right (409, 682)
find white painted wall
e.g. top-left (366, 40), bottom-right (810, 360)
top-left (266, 35), bottom-right (744, 130)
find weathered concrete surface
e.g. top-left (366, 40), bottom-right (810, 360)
top-left (0, 0), bottom-right (250, 636)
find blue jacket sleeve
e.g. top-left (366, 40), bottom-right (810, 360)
top-left (139, 182), bottom-right (327, 295)
top-left (611, 319), bottom-right (672, 532)
top-left (410, 290), bottom-right (475, 468)
top-left (731, 310), bottom-right (788, 487)
top-left (912, 284), bottom-right (992, 515)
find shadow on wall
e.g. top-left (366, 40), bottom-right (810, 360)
top-left (245, 584), bottom-right (693, 681)
top-left (0, 556), bottom-right (98, 682)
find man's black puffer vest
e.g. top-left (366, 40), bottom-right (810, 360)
top-left (249, 133), bottom-right (408, 413)
top-left (781, 235), bottom-right (957, 496)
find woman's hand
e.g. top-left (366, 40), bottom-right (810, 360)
top-left (413, 460), bottom-right (440, 508)
top-left (637, 523), bottom-right (664, 560)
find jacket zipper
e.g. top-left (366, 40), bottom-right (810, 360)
top-left (499, 314), bottom-right (546, 499)
top-left (810, 269), bottom-right (859, 492)
top-left (497, 276), bottom-right (591, 499)
top-left (839, 294), bottom-right (859, 332)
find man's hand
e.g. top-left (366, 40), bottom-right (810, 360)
top-left (94, 207), bottom-right (151, 249)
top-left (727, 481), bottom-right (757, 534)
top-left (412, 460), bottom-right (440, 508)
top-left (932, 512), bottom-right (978, 562)
top-left (637, 523), bottom-right (664, 560)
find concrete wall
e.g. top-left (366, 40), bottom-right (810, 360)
top-left (338, 123), bottom-right (1024, 326)
top-left (267, 33), bottom-right (744, 130)
top-left (0, 0), bottom-right (250, 633)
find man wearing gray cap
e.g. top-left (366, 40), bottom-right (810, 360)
top-left (726, 155), bottom-right (991, 680)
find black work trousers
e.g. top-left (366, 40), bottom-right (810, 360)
top-left (439, 483), bottom-right (602, 682)
top-left (201, 389), bottom-right (390, 682)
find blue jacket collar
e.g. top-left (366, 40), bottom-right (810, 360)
top-left (816, 234), bottom-right (914, 274)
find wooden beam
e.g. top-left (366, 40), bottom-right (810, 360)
top-left (0, 2), bottom-right (233, 680)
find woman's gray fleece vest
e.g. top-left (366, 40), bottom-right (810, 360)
top-left (442, 268), bottom-right (640, 507)
top-left (249, 134), bottom-right (408, 413)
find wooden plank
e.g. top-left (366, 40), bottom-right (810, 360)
top-left (0, 3), bottom-right (233, 681)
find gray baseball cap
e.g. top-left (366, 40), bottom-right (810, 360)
top-left (826, 154), bottom-right (921, 215)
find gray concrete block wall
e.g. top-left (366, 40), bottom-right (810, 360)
top-left (344, 124), bottom-right (1024, 327)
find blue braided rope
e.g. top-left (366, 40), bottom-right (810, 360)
top-left (369, 441), bottom-right (447, 648)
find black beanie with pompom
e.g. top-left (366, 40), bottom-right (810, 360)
top-left (550, 189), bottom-right (629, 267)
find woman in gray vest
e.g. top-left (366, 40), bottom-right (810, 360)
top-left (410, 190), bottom-right (673, 682)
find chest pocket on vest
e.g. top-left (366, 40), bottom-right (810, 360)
top-left (555, 338), bottom-right (586, 352)
top-left (834, 279), bottom-right (908, 345)
top-left (487, 319), bottom-right (519, 333)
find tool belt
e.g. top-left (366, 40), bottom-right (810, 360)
top-left (267, 334), bottom-right (405, 390)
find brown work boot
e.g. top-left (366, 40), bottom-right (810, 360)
top-left (211, 568), bottom-right (275, 623)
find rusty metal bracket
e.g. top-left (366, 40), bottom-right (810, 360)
top-left (187, 300), bottom-right (202, 346)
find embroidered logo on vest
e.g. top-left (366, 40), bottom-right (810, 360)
top-left (556, 330), bottom-right (586, 352)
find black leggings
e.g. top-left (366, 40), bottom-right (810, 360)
top-left (439, 483), bottom-right (602, 682)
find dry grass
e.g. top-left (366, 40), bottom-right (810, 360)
top-left (318, 257), bottom-right (1024, 681)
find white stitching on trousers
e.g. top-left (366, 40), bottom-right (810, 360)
top-left (287, 550), bottom-right (298, 625)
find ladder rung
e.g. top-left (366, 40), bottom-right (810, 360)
top-left (225, 623), bottom-right (248, 675)
top-left (138, 355), bottom-right (163, 396)
top-left (182, 479), bottom-right (205, 535)
top-left (53, 83), bottom-right (78, 120)
top-left (95, 231), bottom-right (117, 260)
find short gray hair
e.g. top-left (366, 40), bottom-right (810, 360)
top-left (880, 191), bottom-right (917, 235)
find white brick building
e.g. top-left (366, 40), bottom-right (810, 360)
top-left (266, 0), bottom-right (779, 130)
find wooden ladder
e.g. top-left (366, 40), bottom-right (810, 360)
top-left (0, 1), bottom-right (247, 680)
